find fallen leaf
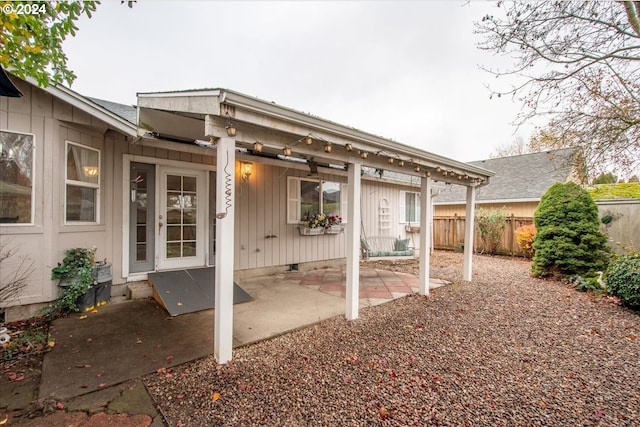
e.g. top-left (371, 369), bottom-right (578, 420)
top-left (78, 315), bottom-right (88, 320)
top-left (166, 355), bottom-right (174, 362)
top-left (379, 406), bottom-right (390, 420)
top-left (157, 367), bottom-right (167, 375)
top-left (86, 338), bottom-right (92, 343)
top-left (98, 383), bottom-right (106, 388)
top-left (48, 341), bottom-right (56, 348)
top-left (136, 338), bottom-right (142, 344)
top-left (55, 402), bottom-right (64, 410)
top-left (212, 392), bottom-right (220, 401)
top-left (91, 309), bottom-right (98, 313)
top-left (177, 394), bottom-right (184, 399)
top-left (96, 373), bottom-right (102, 378)
top-left (0, 414), bottom-right (7, 425)
top-left (627, 335), bottom-right (637, 341)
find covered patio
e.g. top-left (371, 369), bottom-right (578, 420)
top-left (135, 88), bottom-right (493, 363)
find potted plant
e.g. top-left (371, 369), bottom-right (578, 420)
top-left (299, 212), bottom-right (328, 235)
top-left (51, 247), bottom-right (97, 313)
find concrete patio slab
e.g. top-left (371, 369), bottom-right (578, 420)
top-left (39, 268), bottom-right (447, 403)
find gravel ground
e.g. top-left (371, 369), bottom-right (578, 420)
top-left (144, 252), bottom-right (640, 426)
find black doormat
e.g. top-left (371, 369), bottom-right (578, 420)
top-left (149, 267), bottom-right (252, 316)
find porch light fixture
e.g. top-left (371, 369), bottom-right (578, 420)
top-left (345, 143), bottom-right (353, 152)
top-left (305, 135), bottom-right (313, 145)
top-left (225, 116), bottom-right (237, 137)
top-left (425, 170), bottom-right (431, 177)
top-left (253, 141), bottom-right (263, 152)
top-left (83, 166), bottom-right (99, 177)
top-left (387, 157), bottom-right (394, 164)
top-left (360, 151), bottom-right (368, 159)
top-left (398, 160), bottom-right (405, 167)
top-left (283, 146), bottom-right (292, 156)
top-left (414, 165), bottom-right (421, 173)
top-left (324, 142), bottom-right (332, 153)
top-left (241, 162), bottom-right (253, 181)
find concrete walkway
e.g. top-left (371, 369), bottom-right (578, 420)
top-left (5, 267), bottom-right (447, 426)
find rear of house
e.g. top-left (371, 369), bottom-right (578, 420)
top-left (1, 76), bottom-right (493, 324)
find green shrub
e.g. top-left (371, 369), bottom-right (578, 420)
top-left (606, 253), bottom-right (640, 309)
top-left (532, 182), bottom-right (609, 278)
top-left (475, 207), bottom-right (508, 255)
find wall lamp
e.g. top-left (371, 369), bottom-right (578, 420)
top-left (345, 143), bottom-right (353, 152)
top-left (253, 141), bottom-right (263, 152)
top-left (241, 162), bottom-right (253, 181)
top-left (324, 142), bottom-right (332, 153)
top-left (305, 135), bottom-right (313, 145)
top-left (283, 146), bottom-right (292, 156)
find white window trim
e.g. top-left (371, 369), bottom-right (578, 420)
top-left (0, 129), bottom-right (36, 226)
top-left (287, 176), bottom-right (347, 224)
top-left (400, 190), bottom-right (420, 224)
top-left (64, 140), bottom-right (101, 225)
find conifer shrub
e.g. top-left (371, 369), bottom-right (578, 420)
top-left (515, 223), bottom-right (536, 258)
top-left (531, 182), bottom-right (609, 278)
top-left (606, 252), bottom-right (640, 309)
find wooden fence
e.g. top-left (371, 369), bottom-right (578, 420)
top-left (433, 215), bottom-right (534, 256)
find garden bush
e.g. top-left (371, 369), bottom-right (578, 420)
top-left (531, 182), bottom-right (609, 278)
top-left (515, 223), bottom-right (536, 258)
top-left (475, 207), bottom-right (507, 255)
top-left (606, 252), bottom-right (640, 309)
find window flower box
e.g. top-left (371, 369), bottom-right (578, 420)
top-left (325, 225), bottom-right (344, 234)
top-left (298, 226), bottom-right (325, 236)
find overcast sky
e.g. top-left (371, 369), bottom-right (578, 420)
top-left (63, 0), bottom-right (533, 163)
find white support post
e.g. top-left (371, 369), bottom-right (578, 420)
top-left (214, 137), bottom-right (235, 363)
top-left (463, 185), bottom-right (476, 282)
top-left (345, 162), bottom-right (361, 320)
top-left (419, 177), bottom-right (432, 295)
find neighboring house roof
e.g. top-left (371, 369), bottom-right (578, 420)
top-left (434, 148), bottom-right (581, 204)
top-left (87, 97), bottom-right (137, 125)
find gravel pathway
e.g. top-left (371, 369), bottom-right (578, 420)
top-left (144, 252), bottom-right (640, 426)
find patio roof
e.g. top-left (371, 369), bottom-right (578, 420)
top-left (137, 88), bottom-right (494, 186)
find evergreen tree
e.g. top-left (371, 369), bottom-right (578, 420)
top-left (532, 182), bottom-right (609, 278)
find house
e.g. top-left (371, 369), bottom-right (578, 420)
top-left (0, 74), bottom-right (493, 363)
top-left (433, 148), bottom-right (584, 217)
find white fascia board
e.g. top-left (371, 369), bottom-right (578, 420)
top-left (26, 76), bottom-right (137, 137)
top-left (433, 198), bottom-right (541, 206)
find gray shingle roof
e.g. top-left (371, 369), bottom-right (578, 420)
top-left (87, 97), bottom-right (137, 125)
top-left (434, 148), bottom-right (581, 204)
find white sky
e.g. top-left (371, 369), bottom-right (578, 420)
top-left (63, 0), bottom-right (534, 163)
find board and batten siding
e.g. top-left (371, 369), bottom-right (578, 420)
top-left (234, 164), bottom-right (348, 270)
top-left (0, 79), bottom-right (124, 311)
top-left (359, 179), bottom-right (422, 249)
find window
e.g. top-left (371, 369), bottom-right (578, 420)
top-left (65, 141), bottom-right (100, 223)
top-left (400, 191), bottom-right (420, 223)
top-left (0, 130), bottom-right (34, 224)
top-left (287, 177), bottom-right (347, 223)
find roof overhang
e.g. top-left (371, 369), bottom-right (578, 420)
top-left (137, 88), bottom-right (494, 186)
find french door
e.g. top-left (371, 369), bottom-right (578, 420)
top-left (157, 167), bottom-right (206, 270)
